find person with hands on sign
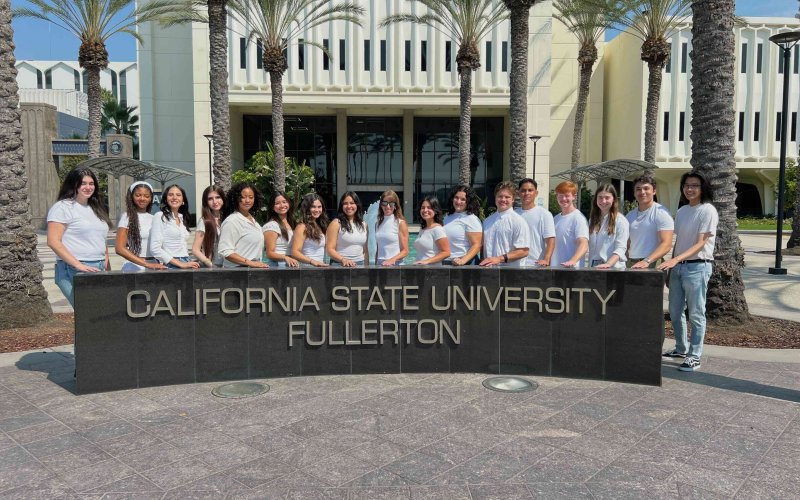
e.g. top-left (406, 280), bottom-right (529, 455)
top-left (480, 181), bottom-right (529, 267)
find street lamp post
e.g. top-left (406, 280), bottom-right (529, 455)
top-left (203, 134), bottom-right (214, 186)
top-left (768, 31), bottom-right (800, 275)
top-left (529, 135), bottom-right (542, 180)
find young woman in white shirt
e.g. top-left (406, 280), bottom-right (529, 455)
top-left (47, 168), bottom-right (112, 305)
top-left (326, 191), bottom-right (368, 266)
top-left (291, 193), bottom-right (329, 267)
top-left (375, 190), bottom-right (409, 266)
top-left (443, 185), bottom-right (482, 265)
top-left (115, 181), bottom-right (165, 272)
top-left (414, 196), bottom-right (450, 265)
top-left (588, 183), bottom-right (629, 269)
top-left (263, 192), bottom-right (299, 268)
top-left (191, 185), bottom-right (225, 268)
top-left (218, 182), bottom-right (268, 268)
top-left (148, 184), bottom-right (200, 269)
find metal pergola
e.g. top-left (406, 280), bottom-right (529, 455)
top-left (553, 159), bottom-right (659, 208)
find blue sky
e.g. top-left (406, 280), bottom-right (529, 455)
top-left (10, 0), bottom-right (800, 62)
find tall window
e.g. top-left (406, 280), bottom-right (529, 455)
top-left (82, 71), bottom-right (88, 92)
top-left (73, 69), bottom-right (80, 91)
top-left (348, 117), bottom-right (403, 185)
top-left (339, 39), bottom-right (346, 70)
top-left (663, 111), bottom-right (670, 141)
top-left (110, 70), bottom-right (117, 99)
top-left (380, 40), bottom-right (387, 71)
top-left (44, 69), bottom-right (52, 89)
top-left (680, 42), bottom-right (687, 73)
top-left (501, 41), bottom-right (508, 72)
top-left (679, 112), bottom-right (685, 141)
top-left (445, 41), bottom-right (452, 72)
top-left (323, 39), bottom-right (329, 70)
top-left (298, 39), bottom-right (305, 70)
top-left (119, 70), bottom-right (127, 106)
top-left (36, 69), bottom-right (43, 89)
top-left (485, 41), bottom-right (492, 71)
top-left (756, 43), bottom-right (762, 73)
top-left (753, 111), bottom-right (760, 141)
top-left (256, 39), bottom-right (263, 69)
top-left (240, 38), bottom-right (247, 69)
top-left (364, 40), bottom-right (370, 71)
top-left (404, 40), bottom-right (411, 71)
top-left (793, 112), bottom-right (798, 141)
top-left (777, 112), bottom-right (783, 141)
top-left (738, 112), bottom-right (744, 141)
top-left (740, 43), bottom-right (747, 73)
top-left (795, 46), bottom-right (799, 74)
top-left (420, 41), bottom-right (427, 71)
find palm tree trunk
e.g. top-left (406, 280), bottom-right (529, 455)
top-left (0, 0), bottom-right (52, 328)
top-left (458, 67), bottom-right (473, 186)
top-left (270, 70), bottom-right (286, 193)
top-left (571, 46), bottom-right (596, 169)
top-left (643, 60), bottom-right (663, 165)
top-left (86, 66), bottom-right (102, 159)
top-left (690, 0), bottom-right (750, 323)
top-left (208, 0), bottom-right (231, 191)
top-left (508, 4), bottom-right (529, 183)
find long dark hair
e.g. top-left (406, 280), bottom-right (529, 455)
top-left (159, 184), bottom-right (191, 223)
top-left (336, 191), bottom-right (364, 233)
top-left (447, 185), bottom-right (480, 215)
top-left (222, 182), bottom-right (263, 220)
top-left (200, 185), bottom-right (225, 260)
top-left (679, 172), bottom-right (714, 205)
top-left (589, 183), bottom-right (620, 235)
top-left (57, 168), bottom-right (111, 226)
top-left (125, 182), bottom-right (154, 255)
top-left (299, 193), bottom-right (328, 242)
top-left (377, 190), bottom-right (403, 227)
top-left (419, 195), bottom-right (444, 229)
top-left (267, 191), bottom-right (296, 241)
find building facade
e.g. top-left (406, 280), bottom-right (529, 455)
top-left (604, 17), bottom-right (800, 214)
top-left (138, 1), bottom-right (604, 217)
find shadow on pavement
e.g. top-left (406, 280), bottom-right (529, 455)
top-left (15, 351), bottom-right (77, 394)
top-left (662, 364), bottom-right (800, 404)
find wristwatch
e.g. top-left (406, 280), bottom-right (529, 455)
top-left (643, 258), bottom-right (652, 264)
top-left (503, 254), bottom-right (508, 263)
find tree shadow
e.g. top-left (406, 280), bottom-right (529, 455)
top-left (15, 350), bottom-right (77, 394)
top-left (662, 362), bottom-right (800, 404)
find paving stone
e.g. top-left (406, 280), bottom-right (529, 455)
top-left (586, 479), bottom-right (679, 500)
top-left (409, 485), bottom-right (471, 500)
top-left (223, 455), bottom-right (296, 488)
top-left (139, 457), bottom-right (217, 491)
top-left (346, 468), bottom-right (415, 487)
top-left (95, 430), bottom-right (163, 457)
top-left (514, 450), bottom-right (604, 483)
top-left (84, 473), bottom-right (162, 493)
top-left (702, 426), bottom-right (774, 460)
top-left (116, 442), bottom-right (186, 472)
top-left (38, 443), bottom-right (112, 473)
top-left (384, 451), bottom-right (454, 484)
top-left (0, 432), bottom-right (15, 451)
top-left (52, 406), bottom-right (119, 431)
top-left (348, 439), bottom-right (414, 467)
top-left (525, 482), bottom-right (594, 499)
top-left (303, 451), bottom-right (377, 486)
top-left (675, 483), bottom-right (728, 500)
top-left (0, 411), bottom-right (53, 432)
top-left (348, 486), bottom-right (411, 499)
top-left (285, 487), bottom-right (348, 499)
top-left (56, 458), bottom-right (135, 492)
top-left (179, 471), bottom-right (250, 493)
top-left (7, 419), bottom-right (72, 445)
top-left (241, 427), bottom-right (306, 454)
top-left (194, 440), bottom-right (263, 470)
top-left (0, 445), bottom-right (34, 470)
top-left (0, 461), bottom-right (56, 492)
top-left (79, 420), bottom-right (138, 444)
top-left (23, 431), bottom-right (90, 458)
top-left (469, 483), bottom-right (533, 499)
top-left (674, 462), bottom-right (746, 496)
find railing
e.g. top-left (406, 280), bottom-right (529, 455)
top-left (17, 89), bottom-right (89, 119)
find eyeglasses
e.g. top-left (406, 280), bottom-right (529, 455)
top-left (380, 201), bottom-right (397, 208)
top-left (683, 184), bottom-right (702, 189)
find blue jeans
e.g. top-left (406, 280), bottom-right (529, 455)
top-left (167, 256), bottom-right (191, 269)
top-left (55, 259), bottom-right (105, 306)
top-left (668, 261), bottom-right (712, 358)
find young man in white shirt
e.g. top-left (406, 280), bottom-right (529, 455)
top-left (516, 178), bottom-right (555, 267)
top-left (627, 174), bottom-right (674, 269)
top-left (480, 181), bottom-right (530, 267)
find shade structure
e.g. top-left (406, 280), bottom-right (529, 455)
top-left (75, 157), bottom-right (193, 191)
top-left (553, 159), bottom-right (659, 184)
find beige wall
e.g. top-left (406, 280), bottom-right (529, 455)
top-left (20, 104), bottom-right (60, 228)
top-left (602, 31), bottom-right (645, 161)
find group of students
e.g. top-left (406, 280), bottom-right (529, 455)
top-left (47, 168), bottom-right (717, 373)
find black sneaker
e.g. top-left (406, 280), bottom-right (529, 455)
top-left (662, 349), bottom-right (687, 358)
top-left (679, 357), bottom-right (701, 372)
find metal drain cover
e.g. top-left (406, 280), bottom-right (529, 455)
top-left (211, 381), bottom-right (270, 399)
top-left (482, 376), bottom-right (538, 393)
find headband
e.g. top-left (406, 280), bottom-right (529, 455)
top-left (129, 181), bottom-right (154, 193)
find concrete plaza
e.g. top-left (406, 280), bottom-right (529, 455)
top-left (0, 231), bottom-right (796, 498)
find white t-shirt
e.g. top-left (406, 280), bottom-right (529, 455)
top-left (335, 220), bottom-right (368, 262)
top-left (516, 206), bottom-right (556, 266)
top-left (293, 227), bottom-right (326, 262)
top-left (589, 214), bottom-right (629, 269)
top-left (47, 200), bottom-right (109, 261)
top-left (626, 203), bottom-right (674, 259)
top-left (552, 210), bottom-right (590, 268)
top-left (118, 212), bottom-right (154, 258)
top-left (674, 203), bottom-right (718, 261)
top-left (196, 219), bottom-right (223, 267)
top-left (414, 225), bottom-right (448, 264)
top-left (375, 215), bottom-right (401, 262)
top-left (262, 220), bottom-right (293, 259)
top-left (218, 212), bottom-right (265, 267)
top-left (148, 212), bottom-right (191, 264)
top-left (443, 212), bottom-right (482, 259)
top-left (482, 209), bottom-right (530, 268)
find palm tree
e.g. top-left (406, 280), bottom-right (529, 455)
top-left (689, 0), bottom-right (749, 323)
top-left (611, 0), bottom-right (691, 165)
top-left (554, 0), bottom-right (617, 171)
top-left (241, 0), bottom-right (364, 193)
top-left (382, 0), bottom-right (509, 185)
top-left (101, 99), bottom-right (139, 136)
top-left (0, 0), bottom-right (52, 328)
top-left (503, 0), bottom-right (542, 183)
top-left (159, 0), bottom-right (238, 190)
top-left (14, 0), bottom-right (172, 159)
